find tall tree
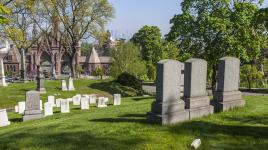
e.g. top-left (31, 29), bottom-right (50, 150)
top-left (42, 0), bottom-right (114, 77)
top-left (166, 0), bottom-right (267, 89)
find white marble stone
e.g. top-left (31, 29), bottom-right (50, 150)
top-left (18, 101), bottom-right (25, 114)
top-left (0, 109), bottom-right (10, 127)
top-left (48, 96), bottom-right (55, 106)
top-left (60, 99), bottom-right (70, 113)
top-left (61, 80), bottom-right (68, 91)
top-left (68, 77), bottom-right (75, 91)
top-left (80, 96), bottom-right (89, 110)
top-left (67, 98), bottom-right (73, 103)
top-left (55, 99), bottom-right (61, 107)
top-left (15, 105), bottom-right (18, 113)
top-left (113, 94), bottom-right (121, 105)
top-left (89, 94), bottom-right (97, 104)
top-left (72, 95), bottom-right (81, 106)
top-left (97, 97), bottom-right (108, 108)
top-left (44, 102), bottom-right (53, 116)
top-left (191, 139), bottom-right (201, 149)
top-left (40, 100), bottom-right (43, 110)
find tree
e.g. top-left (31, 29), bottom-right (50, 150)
top-left (110, 42), bottom-right (147, 79)
top-left (38, 0), bottom-right (114, 77)
top-left (80, 42), bottom-right (93, 56)
top-left (240, 65), bottom-right (263, 90)
top-left (92, 67), bottom-right (103, 80)
top-left (166, 0), bottom-right (267, 90)
top-left (95, 30), bottom-right (112, 56)
top-left (0, 4), bottom-right (10, 24)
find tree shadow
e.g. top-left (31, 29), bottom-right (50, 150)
top-left (223, 115), bottom-right (268, 125)
top-left (0, 129), bottom-right (146, 150)
top-left (89, 81), bottom-right (140, 97)
top-left (90, 113), bottom-right (147, 124)
top-left (9, 117), bottom-right (22, 123)
top-left (132, 96), bottom-right (153, 101)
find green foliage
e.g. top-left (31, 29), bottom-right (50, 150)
top-left (0, 4), bottom-right (10, 24)
top-left (92, 67), bottom-right (103, 79)
top-left (80, 42), bottom-right (93, 56)
top-left (167, 0), bottom-right (267, 87)
top-left (240, 65), bottom-right (263, 90)
top-left (116, 72), bottom-right (142, 90)
top-left (75, 65), bottom-right (84, 77)
top-left (110, 42), bottom-right (147, 79)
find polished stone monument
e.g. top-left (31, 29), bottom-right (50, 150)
top-left (23, 91), bottom-right (43, 121)
top-left (36, 66), bottom-right (46, 94)
top-left (0, 109), bottom-right (10, 127)
top-left (0, 40), bottom-right (10, 87)
top-left (182, 58), bottom-right (213, 119)
top-left (213, 57), bottom-right (245, 112)
top-left (147, 60), bottom-right (189, 125)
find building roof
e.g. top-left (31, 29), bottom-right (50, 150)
top-left (88, 47), bottom-right (101, 64)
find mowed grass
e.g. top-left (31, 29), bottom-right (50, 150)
top-left (0, 79), bottom-right (140, 109)
top-left (0, 80), bottom-right (267, 149)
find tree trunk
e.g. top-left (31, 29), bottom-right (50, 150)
top-left (20, 49), bottom-right (27, 81)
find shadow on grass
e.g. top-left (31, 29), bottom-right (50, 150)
top-left (90, 113), bottom-right (147, 124)
top-left (0, 130), bottom-right (146, 150)
top-left (89, 81), bottom-right (139, 97)
top-left (10, 117), bottom-right (22, 123)
top-left (171, 120), bottom-right (268, 139)
top-left (132, 96), bottom-right (153, 101)
top-left (223, 115), bottom-right (268, 125)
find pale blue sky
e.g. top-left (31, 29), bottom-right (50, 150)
top-left (107, 0), bottom-right (268, 39)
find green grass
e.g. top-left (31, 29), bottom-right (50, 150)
top-left (0, 80), bottom-right (267, 149)
top-left (0, 79), bottom-right (140, 109)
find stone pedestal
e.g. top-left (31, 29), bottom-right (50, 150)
top-left (23, 91), bottom-right (43, 122)
top-left (182, 59), bottom-right (213, 119)
top-left (147, 60), bottom-right (189, 125)
top-left (212, 57), bottom-right (245, 112)
top-left (0, 58), bottom-right (7, 87)
top-left (0, 109), bottom-right (10, 127)
top-left (36, 66), bottom-right (46, 94)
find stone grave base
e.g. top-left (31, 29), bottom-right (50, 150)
top-left (151, 101), bottom-right (185, 114)
top-left (183, 96), bottom-right (210, 109)
top-left (189, 105), bottom-right (214, 119)
top-left (213, 91), bottom-right (242, 102)
top-left (0, 121), bottom-right (10, 127)
top-left (213, 99), bottom-right (245, 112)
top-left (147, 110), bottom-right (189, 125)
top-left (38, 88), bottom-right (46, 94)
top-left (23, 110), bottom-right (43, 122)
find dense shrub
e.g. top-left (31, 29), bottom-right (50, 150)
top-left (116, 72), bottom-right (142, 90)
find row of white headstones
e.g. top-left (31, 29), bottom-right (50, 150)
top-left (0, 93), bottom-right (121, 127)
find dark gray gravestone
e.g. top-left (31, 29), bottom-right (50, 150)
top-left (212, 57), bottom-right (245, 112)
top-left (182, 58), bottom-right (213, 119)
top-left (23, 91), bottom-right (43, 121)
top-left (147, 59), bottom-right (189, 125)
top-left (36, 66), bottom-right (46, 94)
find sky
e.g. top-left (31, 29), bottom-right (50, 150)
top-left (107, 0), bottom-right (268, 39)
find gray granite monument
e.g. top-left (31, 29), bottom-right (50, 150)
top-left (182, 58), bottom-right (213, 119)
top-left (212, 57), bottom-right (245, 112)
top-left (23, 91), bottom-right (43, 121)
top-left (36, 66), bottom-right (46, 94)
top-left (147, 59), bottom-right (189, 125)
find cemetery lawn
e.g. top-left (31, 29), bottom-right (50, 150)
top-left (0, 95), bottom-right (267, 149)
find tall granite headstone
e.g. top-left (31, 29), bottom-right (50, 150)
top-left (23, 91), bottom-right (43, 121)
top-left (0, 109), bottom-right (10, 127)
top-left (182, 58), bottom-right (213, 119)
top-left (61, 80), bottom-right (68, 91)
top-left (213, 57), bottom-right (245, 111)
top-left (36, 66), bottom-right (46, 94)
top-left (147, 59), bottom-right (189, 125)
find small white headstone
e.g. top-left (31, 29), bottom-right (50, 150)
top-left (18, 101), bottom-right (25, 114)
top-left (44, 102), bottom-right (53, 116)
top-left (67, 98), bottom-right (73, 103)
top-left (113, 94), bottom-right (121, 105)
top-left (55, 99), bottom-right (61, 107)
top-left (48, 96), bottom-right (55, 106)
top-left (72, 95), bottom-right (81, 106)
top-left (89, 94), bottom-right (97, 104)
top-left (40, 100), bottom-right (43, 110)
top-left (0, 109), bottom-right (10, 127)
top-left (80, 96), bottom-right (89, 110)
top-left (191, 139), bottom-right (201, 149)
top-left (68, 77), bottom-right (75, 91)
top-left (97, 97), bottom-right (108, 108)
top-left (15, 105), bottom-right (19, 113)
top-left (60, 99), bottom-right (70, 113)
top-left (61, 80), bottom-right (68, 91)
